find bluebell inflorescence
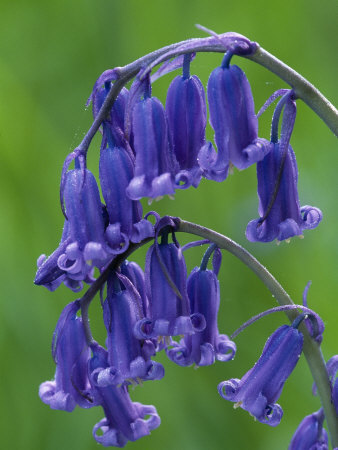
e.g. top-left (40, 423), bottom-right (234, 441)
top-left (34, 29), bottom-right (335, 449)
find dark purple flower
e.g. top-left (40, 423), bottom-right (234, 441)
top-left (39, 301), bottom-right (93, 411)
top-left (120, 260), bottom-right (148, 318)
top-left (167, 263), bottom-right (236, 367)
top-left (126, 77), bottom-right (177, 200)
top-left (134, 233), bottom-right (205, 340)
top-left (102, 273), bottom-right (164, 384)
top-left (199, 55), bottom-right (270, 178)
top-left (246, 92), bottom-right (322, 243)
top-left (289, 409), bottom-right (328, 450)
top-left (57, 168), bottom-right (112, 279)
top-left (99, 142), bottom-right (154, 252)
top-left (89, 342), bottom-right (161, 447)
top-left (246, 142), bottom-right (322, 243)
top-left (218, 324), bottom-right (304, 426)
top-left (166, 57), bottom-right (206, 188)
top-left (92, 85), bottom-right (129, 134)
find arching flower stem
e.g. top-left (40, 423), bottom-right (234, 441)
top-left (77, 33), bottom-right (337, 165)
top-left (177, 218), bottom-right (338, 447)
top-left (78, 217), bottom-right (338, 446)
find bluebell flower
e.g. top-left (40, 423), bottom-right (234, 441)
top-left (134, 231), bottom-right (205, 340)
top-left (92, 85), bottom-right (129, 134)
top-left (199, 53), bottom-right (271, 179)
top-left (167, 247), bottom-right (236, 366)
top-left (99, 134), bottom-right (154, 252)
top-left (89, 342), bottom-right (161, 447)
top-left (218, 324), bottom-right (304, 426)
top-left (102, 273), bottom-right (164, 384)
top-left (246, 94), bottom-right (322, 242)
top-left (35, 219), bottom-right (96, 292)
top-left (120, 260), bottom-right (148, 318)
top-left (57, 167), bottom-right (112, 279)
top-left (166, 55), bottom-right (205, 189)
top-left (39, 301), bottom-right (93, 411)
top-left (126, 76), bottom-right (178, 200)
top-left (289, 409), bottom-right (328, 450)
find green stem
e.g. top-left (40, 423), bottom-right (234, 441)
top-left (177, 219), bottom-right (338, 448)
top-left (80, 33), bottom-right (337, 158)
top-left (247, 47), bottom-right (338, 136)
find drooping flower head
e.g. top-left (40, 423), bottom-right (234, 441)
top-left (39, 300), bottom-right (93, 411)
top-left (88, 342), bottom-right (161, 447)
top-left (289, 409), bottom-right (328, 450)
top-left (167, 244), bottom-right (236, 366)
top-left (166, 54), bottom-right (206, 188)
top-left (218, 321), bottom-right (304, 426)
top-left (134, 215), bottom-right (205, 340)
top-left (246, 91), bottom-right (322, 242)
top-left (198, 51), bottom-right (271, 180)
top-left (102, 272), bottom-right (164, 385)
top-left (126, 73), bottom-right (178, 200)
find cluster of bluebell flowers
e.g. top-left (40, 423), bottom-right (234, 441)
top-left (35, 30), bottom-right (336, 448)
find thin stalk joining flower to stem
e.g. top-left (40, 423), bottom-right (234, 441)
top-left (78, 32), bottom-right (337, 160)
top-left (79, 219), bottom-right (338, 447)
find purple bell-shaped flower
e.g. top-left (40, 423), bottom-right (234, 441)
top-left (246, 92), bottom-right (322, 243)
top-left (102, 272), bottom-right (164, 385)
top-left (134, 224), bottom-right (205, 340)
top-left (218, 323), bottom-right (304, 426)
top-left (199, 52), bottom-right (270, 179)
top-left (92, 84), bottom-right (129, 134)
top-left (39, 301), bottom-right (93, 411)
top-left (120, 260), bottom-right (149, 318)
top-left (289, 409), bottom-right (328, 450)
top-left (35, 220), bottom-right (95, 292)
top-left (167, 245), bottom-right (236, 366)
top-left (126, 76), bottom-right (177, 200)
top-left (99, 127), bottom-right (154, 253)
top-left (166, 54), bottom-right (205, 189)
top-left (89, 342), bottom-right (161, 447)
top-left (57, 166), bottom-right (111, 279)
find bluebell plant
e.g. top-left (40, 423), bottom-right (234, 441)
top-left (35, 27), bottom-right (338, 449)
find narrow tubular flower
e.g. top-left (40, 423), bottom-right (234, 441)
top-left (134, 233), bottom-right (205, 340)
top-left (166, 56), bottom-right (206, 188)
top-left (289, 409), bottom-right (328, 450)
top-left (57, 167), bottom-right (111, 280)
top-left (102, 273), bottom-right (164, 384)
top-left (200, 54), bottom-right (271, 177)
top-left (99, 140), bottom-right (154, 252)
top-left (167, 252), bottom-right (236, 366)
top-left (218, 324), bottom-right (304, 426)
top-left (89, 343), bottom-right (161, 448)
top-left (246, 95), bottom-right (322, 242)
top-left (39, 301), bottom-right (93, 411)
top-left (126, 77), bottom-right (178, 200)
top-left (120, 260), bottom-right (149, 318)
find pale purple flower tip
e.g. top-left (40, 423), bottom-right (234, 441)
top-left (218, 325), bottom-right (303, 426)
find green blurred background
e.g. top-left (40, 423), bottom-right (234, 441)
top-left (0, 0), bottom-right (337, 449)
